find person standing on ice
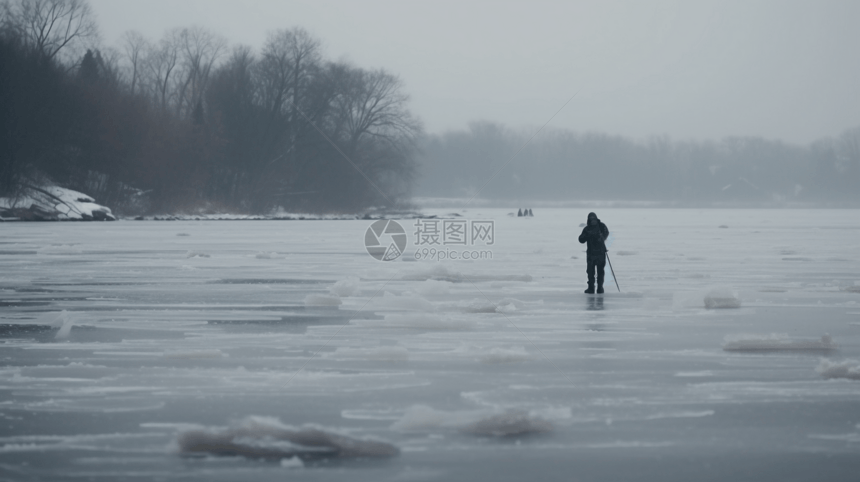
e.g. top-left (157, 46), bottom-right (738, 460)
top-left (578, 212), bottom-right (609, 294)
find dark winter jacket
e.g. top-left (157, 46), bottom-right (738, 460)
top-left (578, 213), bottom-right (609, 258)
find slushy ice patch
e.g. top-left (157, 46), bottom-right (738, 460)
top-left (280, 456), bottom-right (303, 468)
top-left (401, 264), bottom-right (532, 283)
top-left (163, 349), bottom-right (224, 359)
top-left (723, 333), bottom-right (835, 352)
top-left (330, 346), bottom-right (409, 362)
top-left (454, 344), bottom-right (529, 363)
top-left (673, 287), bottom-right (741, 309)
top-left (816, 359), bottom-right (860, 380)
top-left (391, 405), bottom-right (552, 437)
top-left (451, 298), bottom-right (522, 313)
top-left (176, 416), bottom-right (399, 460)
top-left (303, 294), bottom-right (342, 307)
top-left (353, 313), bottom-right (475, 330)
top-left (370, 292), bottom-right (436, 312)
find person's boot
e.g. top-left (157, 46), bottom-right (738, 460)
top-left (584, 285), bottom-right (595, 294)
top-left (596, 285), bottom-right (604, 294)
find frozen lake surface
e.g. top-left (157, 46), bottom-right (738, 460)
top-left (1, 208), bottom-right (859, 481)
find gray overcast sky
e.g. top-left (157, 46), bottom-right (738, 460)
top-left (89, 0), bottom-right (860, 144)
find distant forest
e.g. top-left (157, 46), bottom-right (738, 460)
top-left (418, 122), bottom-right (860, 205)
top-left (3, 1), bottom-right (858, 216)
top-left (0, 0), bottom-right (420, 214)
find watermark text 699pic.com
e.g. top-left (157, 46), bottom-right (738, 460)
top-left (363, 219), bottom-right (495, 262)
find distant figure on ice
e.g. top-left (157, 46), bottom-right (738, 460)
top-left (578, 212), bottom-right (609, 294)
top-left (517, 208), bottom-right (523, 217)
top-left (528, 208), bottom-right (534, 217)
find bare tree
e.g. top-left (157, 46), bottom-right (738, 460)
top-left (332, 67), bottom-right (420, 152)
top-left (121, 30), bottom-right (148, 95)
top-left (257, 28), bottom-right (321, 160)
top-left (322, 65), bottom-right (421, 205)
top-left (96, 46), bottom-right (121, 86)
top-left (3, 0), bottom-right (98, 62)
top-left (172, 26), bottom-right (226, 120)
top-left (143, 30), bottom-right (180, 113)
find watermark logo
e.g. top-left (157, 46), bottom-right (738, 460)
top-left (365, 220), bottom-right (407, 261)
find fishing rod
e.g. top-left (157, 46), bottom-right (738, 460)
top-left (605, 251), bottom-right (621, 292)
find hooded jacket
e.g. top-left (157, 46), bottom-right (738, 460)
top-left (578, 212), bottom-right (609, 258)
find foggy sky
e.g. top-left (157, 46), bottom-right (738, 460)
top-left (89, 0), bottom-right (860, 144)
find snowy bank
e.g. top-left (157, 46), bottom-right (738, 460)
top-left (0, 186), bottom-right (114, 221)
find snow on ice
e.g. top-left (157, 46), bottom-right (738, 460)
top-left (0, 186), bottom-right (115, 221)
top-left (817, 359), bottom-right (860, 380)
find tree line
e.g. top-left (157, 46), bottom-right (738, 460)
top-left (0, 0), bottom-right (420, 214)
top-left (417, 121), bottom-right (860, 205)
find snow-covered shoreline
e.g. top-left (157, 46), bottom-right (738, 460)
top-left (0, 186), bottom-right (438, 222)
top-left (132, 212), bottom-right (436, 221)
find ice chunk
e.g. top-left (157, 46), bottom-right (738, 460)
top-left (303, 294), bottom-right (342, 307)
top-left (479, 346), bottom-right (529, 364)
top-left (176, 416), bottom-right (399, 459)
top-left (54, 311), bottom-right (74, 340)
top-left (414, 279), bottom-right (452, 296)
top-left (185, 251), bottom-right (210, 258)
top-left (704, 287), bottom-right (741, 309)
top-left (329, 277), bottom-right (360, 297)
top-left (723, 333), bottom-right (835, 352)
top-left (163, 349), bottom-right (224, 359)
top-left (254, 251), bottom-right (280, 259)
top-left (816, 359), bottom-right (860, 380)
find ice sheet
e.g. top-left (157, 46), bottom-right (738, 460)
top-left (1, 208), bottom-right (860, 481)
